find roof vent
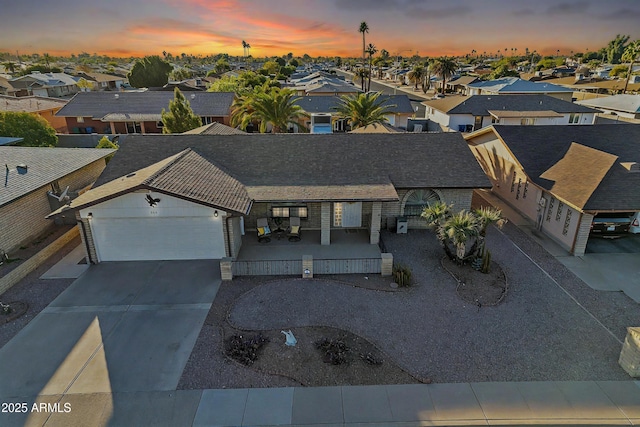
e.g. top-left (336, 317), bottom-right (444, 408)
top-left (190, 94), bottom-right (196, 99)
top-left (621, 162), bottom-right (640, 173)
top-left (114, 94), bottom-right (119, 99)
top-left (16, 164), bottom-right (28, 174)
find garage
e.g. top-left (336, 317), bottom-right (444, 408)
top-left (90, 216), bottom-right (225, 261)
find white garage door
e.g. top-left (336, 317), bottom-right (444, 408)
top-left (90, 217), bottom-right (225, 261)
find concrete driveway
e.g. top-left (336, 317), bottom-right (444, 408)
top-left (0, 260), bottom-right (221, 400)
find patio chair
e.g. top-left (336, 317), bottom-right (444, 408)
top-left (287, 217), bottom-right (302, 242)
top-left (256, 218), bottom-right (272, 243)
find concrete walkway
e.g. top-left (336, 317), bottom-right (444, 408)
top-left (473, 189), bottom-right (640, 303)
top-left (2, 381), bottom-right (640, 426)
top-left (40, 243), bottom-right (88, 279)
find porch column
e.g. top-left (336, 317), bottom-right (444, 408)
top-left (140, 121), bottom-right (146, 134)
top-left (321, 202), bottom-right (331, 245)
top-left (110, 122), bottom-right (116, 135)
top-left (370, 201), bottom-right (382, 245)
top-left (572, 213), bottom-right (593, 256)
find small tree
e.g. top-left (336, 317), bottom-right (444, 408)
top-left (160, 88), bottom-right (202, 133)
top-left (0, 112), bottom-right (57, 147)
top-left (96, 136), bottom-right (118, 163)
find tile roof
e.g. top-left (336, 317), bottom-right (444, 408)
top-left (424, 94), bottom-right (598, 116)
top-left (55, 91), bottom-right (235, 119)
top-left (0, 95), bottom-right (68, 112)
top-left (576, 95), bottom-right (640, 114)
top-left (0, 147), bottom-right (115, 207)
top-left (446, 76), bottom-right (479, 86)
top-left (53, 149), bottom-right (252, 215)
top-left (491, 125), bottom-right (640, 211)
top-left (295, 94), bottom-right (414, 115)
top-left (467, 77), bottom-right (572, 93)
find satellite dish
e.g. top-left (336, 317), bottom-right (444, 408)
top-left (48, 186), bottom-right (70, 203)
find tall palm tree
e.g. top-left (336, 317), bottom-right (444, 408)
top-left (622, 40), bottom-right (640, 93)
top-left (3, 61), bottom-right (16, 73)
top-left (365, 43), bottom-right (377, 91)
top-left (231, 86), bottom-right (307, 133)
top-left (333, 91), bottom-right (395, 130)
top-left (407, 64), bottom-right (425, 90)
top-left (353, 67), bottom-right (369, 92)
top-left (242, 40), bottom-right (248, 58)
top-left (473, 207), bottom-right (506, 256)
top-left (246, 43), bottom-right (251, 57)
top-left (431, 57), bottom-right (457, 95)
top-left (359, 22), bottom-right (369, 64)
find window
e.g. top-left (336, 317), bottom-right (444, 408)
top-left (126, 122), bottom-right (142, 134)
top-left (156, 121), bottom-right (164, 128)
top-left (556, 201), bottom-right (564, 221)
top-left (491, 117), bottom-right (499, 124)
top-left (404, 189), bottom-right (441, 216)
top-left (510, 171), bottom-right (517, 192)
top-left (523, 182), bottom-right (529, 199)
top-left (516, 178), bottom-right (522, 199)
top-left (474, 116), bottom-right (483, 130)
top-left (569, 113), bottom-right (580, 124)
top-left (271, 205), bottom-right (308, 219)
top-left (201, 117), bottom-right (214, 125)
top-left (563, 209), bottom-right (572, 235)
top-left (520, 118), bottom-right (535, 125)
top-left (546, 197), bottom-right (555, 222)
top-left (77, 116), bottom-right (85, 123)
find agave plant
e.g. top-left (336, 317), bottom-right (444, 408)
top-left (442, 211), bottom-right (480, 263)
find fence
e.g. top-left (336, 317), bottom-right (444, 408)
top-left (231, 257), bottom-right (382, 276)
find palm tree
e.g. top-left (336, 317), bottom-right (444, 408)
top-left (231, 86), bottom-right (307, 133)
top-left (43, 53), bottom-right (52, 72)
top-left (353, 67), bottom-right (369, 92)
top-left (622, 40), bottom-right (640, 93)
top-left (421, 201), bottom-right (454, 259)
top-left (333, 91), bottom-right (395, 130)
top-left (3, 61), bottom-right (16, 73)
top-left (473, 207), bottom-right (506, 256)
top-left (407, 64), bottom-right (425, 90)
top-left (443, 212), bottom-right (479, 262)
top-left (246, 43), bottom-right (251, 57)
top-left (359, 22), bottom-right (369, 63)
top-left (365, 43), bottom-right (377, 91)
top-left (431, 57), bottom-right (457, 95)
top-left (242, 40), bottom-right (248, 58)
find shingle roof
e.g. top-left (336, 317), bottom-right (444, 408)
top-left (467, 77), bottom-right (572, 93)
top-left (0, 147), bottom-right (115, 207)
top-left (94, 133), bottom-right (490, 191)
top-left (11, 73), bottom-right (78, 87)
top-left (55, 91), bottom-right (235, 119)
top-left (183, 122), bottom-right (246, 135)
top-left (302, 79), bottom-right (361, 94)
top-left (295, 95), bottom-right (414, 114)
top-left (492, 125), bottom-right (640, 211)
top-left (425, 95), bottom-right (597, 116)
top-left (0, 95), bottom-right (67, 112)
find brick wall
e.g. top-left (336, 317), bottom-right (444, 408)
top-left (227, 216), bottom-right (243, 258)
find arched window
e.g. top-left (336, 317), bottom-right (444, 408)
top-left (404, 189), bottom-right (441, 216)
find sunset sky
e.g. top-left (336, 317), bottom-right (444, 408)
top-left (2, 0), bottom-right (640, 58)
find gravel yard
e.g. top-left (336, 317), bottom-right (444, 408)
top-left (182, 226), bottom-right (635, 387)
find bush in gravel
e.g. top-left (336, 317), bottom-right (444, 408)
top-left (392, 263), bottom-right (412, 287)
top-left (315, 337), bottom-right (350, 365)
top-left (224, 333), bottom-right (269, 366)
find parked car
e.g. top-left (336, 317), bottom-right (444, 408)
top-left (630, 212), bottom-right (640, 234)
top-left (590, 213), bottom-right (632, 236)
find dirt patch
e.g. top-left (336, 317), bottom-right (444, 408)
top-left (441, 256), bottom-right (508, 307)
top-left (0, 225), bottom-right (74, 279)
top-left (222, 325), bottom-right (422, 387)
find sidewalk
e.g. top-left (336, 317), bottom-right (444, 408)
top-left (6, 381), bottom-right (640, 426)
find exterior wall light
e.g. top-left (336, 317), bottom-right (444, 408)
top-left (214, 210), bottom-right (219, 217)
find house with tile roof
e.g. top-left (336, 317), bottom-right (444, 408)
top-left (466, 77), bottom-right (574, 101)
top-left (465, 125), bottom-right (640, 256)
top-left (0, 76), bottom-right (17, 96)
top-left (423, 94), bottom-right (599, 132)
top-left (294, 94), bottom-right (415, 131)
top-left (0, 95), bottom-right (69, 133)
top-left (0, 146), bottom-right (115, 254)
top-left (9, 72), bottom-right (79, 98)
top-left (76, 72), bottom-right (128, 91)
top-left (49, 133), bottom-right (490, 270)
top-left (55, 91), bottom-right (236, 134)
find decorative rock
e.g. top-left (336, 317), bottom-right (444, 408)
top-left (619, 327), bottom-right (640, 377)
top-left (390, 282), bottom-right (398, 289)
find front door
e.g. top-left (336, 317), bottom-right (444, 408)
top-left (334, 202), bottom-right (362, 227)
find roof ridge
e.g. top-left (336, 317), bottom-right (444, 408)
top-left (143, 148), bottom-right (193, 184)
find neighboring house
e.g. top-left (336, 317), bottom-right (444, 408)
top-left (294, 94), bottom-right (415, 131)
top-left (445, 76), bottom-right (479, 95)
top-left (0, 146), bottom-right (115, 254)
top-left (0, 137), bottom-right (23, 146)
top-left (50, 133), bottom-right (490, 263)
top-left (9, 72), bottom-right (79, 98)
top-left (294, 78), bottom-right (361, 97)
top-left (349, 123), bottom-right (403, 133)
top-left (552, 76), bottom-right (640, 95)
top-left (76, 72), bottom-right (128, 91)
top-left (0, 95), bottom-right (69, 133)
top-left (424, 94), bottom-right (598, 132)
top-left (575, 94), bottom-right (640, 119)
top-left (465, 77), bottom-right (574, 101)
top-left (55, 91), bottom-right (236, 134)
top-left (465, 125), bottom-right (640, 256)
top-left (0, 76), bottom-right (18, 96)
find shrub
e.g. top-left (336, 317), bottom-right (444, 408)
top-left (315, 337), bottom-right (350, 365)
top-left (224, 333), bottom-right (269, 366)
top-left (392, 263), bottom-right (412, 287)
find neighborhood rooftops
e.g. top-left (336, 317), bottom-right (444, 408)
top-left (489, 125), bottom-right (640, 212)
top-left (55, 91), bottom-right (236, 120)
top-left (575, 94), bottom-right (640, 115)
top-left (466, 77), bottom-right (572, 94)
top-left (0, 146), bottom-right (116, 207)
top-left (295, 94), bottom-right (414, 114)
top-left (0, 95), bottom-right (68, 113)
top-left (423, 94), bottom-right (598, 116)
